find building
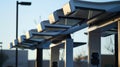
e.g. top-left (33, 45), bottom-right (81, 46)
top-left (26, 55), bottom-right (115, 67)
top-left (0, 50), bottom-right (28, 67)
top-left (59, 55), bottom-right (115, 67)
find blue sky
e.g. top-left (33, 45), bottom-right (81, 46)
top-left (0, 0), bottom-right (115, 59)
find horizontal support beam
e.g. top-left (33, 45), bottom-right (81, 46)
top-left (37, 20), bottom-right (71, 32)
top-left (37, 20), bottom-right (49, 32)
top-left (26, 29), bottom-right (61, 40)
top-left (45, 24), bottom-right (71, 29)
top-left (62, 23), bottom-right (88, 34)
top-left (50, 42), bottom-right (86, 48)
top-left (49, 9), bottom-right (64, 24)
top-left (32, 31), bottom-right (61, 36)
top-left (59, 16), bottom-right (86, 20)
top-left (88, 17), bottom-right (120, 32)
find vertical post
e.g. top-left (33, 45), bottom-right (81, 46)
top-left (16, 1), bottom-right (19, 67)
top-left (118, 21), bottom-right (120, 67)
top-left (15, 1), bottom-right (31, 67)
top-left (115, 34), bottom-right (118, 67)
top-left (36, 48), bottom-right (43, 67)
top-left (64, 38), bottom-right (73, 67)
top-left (50, 45), bottom-right (59, 67)
top-left (88, 30), bottom-right (101, 67)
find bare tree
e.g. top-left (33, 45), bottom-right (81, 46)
top-left (105, 44), bottom-right (114, 54)
top-left (104, 36), bottom-right (114, 54)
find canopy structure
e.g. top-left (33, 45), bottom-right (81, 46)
top-left (9, 0), bottom-right (120, 67)
top-left (9, 0), bottom-right (120, 48)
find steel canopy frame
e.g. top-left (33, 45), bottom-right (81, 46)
top-left (37, 20), bottom-right (71, 32)
top-left (63, 0), bottom-right (120, 24)
top-left (9, 1), bottom-right (120, 67)
top-left (11, 34), bottom-right (86, 49)
top-left (63, 0), bottom-right (120, 16)
top-left (10, 5), bottom-right (88, 49)
top-left (11, 35), bottom-right (52, 49)
top-left (62, 0), bottom-right (120, 36)
top-left (12, 39), bottom-right (35, 49)
top-left (10, 0), bottom-right (120, 50)
top-left (48, 8), bottom-right (86, 26)
top-left (26, 29), bottom-right (60, 39)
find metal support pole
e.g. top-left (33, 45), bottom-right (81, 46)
top-left (115, 34), bottom-right (118, 67)
top-left (36, 48), bottom-right (43, 67)
top-left (15, 1), bottom-right (31, 67)
top-left (16, 1), bottom-right (19, 67)
top-left (118, 21), bottom-right (120, 67)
